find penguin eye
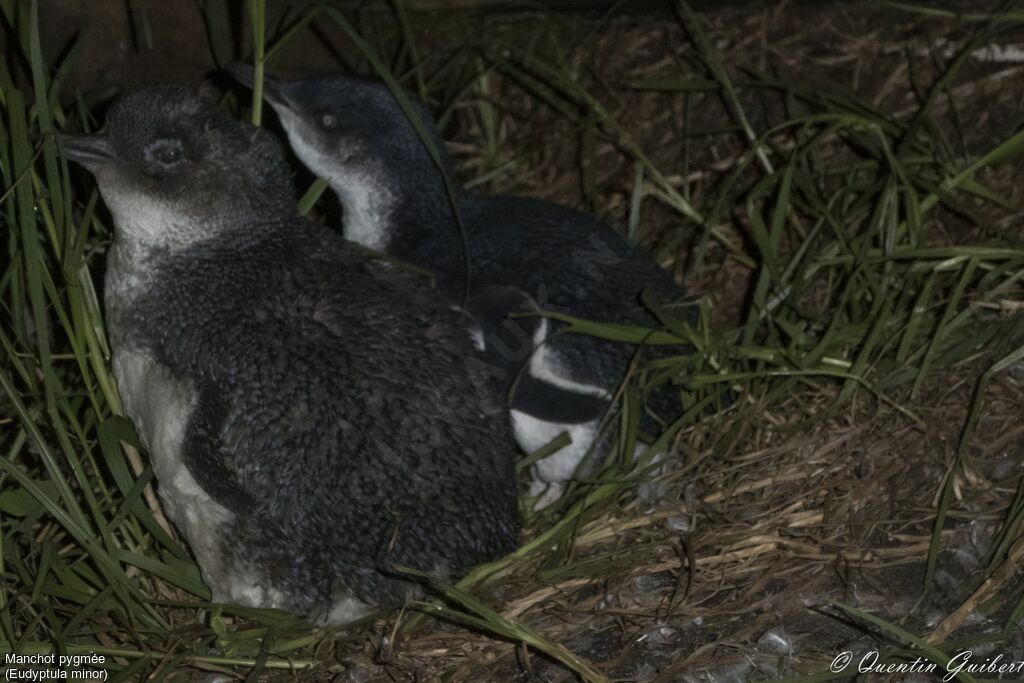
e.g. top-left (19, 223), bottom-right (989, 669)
top-left (145, 138), bottom-right (185, 167)
top-left (318, 111), bottom-right (338, 130)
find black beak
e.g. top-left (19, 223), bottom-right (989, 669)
top-left (227, 63), bottom-right (292, 110)
top-left (58, 132), bottom-right (114, 170)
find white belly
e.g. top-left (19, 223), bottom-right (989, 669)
top-left (112, 349), bottom-right (235, 597)
top-left (511, 410), bottom-right (600, 483)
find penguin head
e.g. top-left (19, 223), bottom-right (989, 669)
top-left (60, 84), bottom-right (293, 250)
top-left (230, 68), bottom-right (452, 193)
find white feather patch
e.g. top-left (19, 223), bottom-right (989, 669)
top-left (273, 106), bottom-right (395, 252)
top-left (112, 349), bottom-right (235, 595)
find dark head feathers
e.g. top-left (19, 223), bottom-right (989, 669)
top-left (105, 84), bottom-right (294, 205)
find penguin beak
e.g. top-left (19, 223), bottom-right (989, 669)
top-left (227, 63), bottom-right (293, 111)
top-left (57, 132), bottom-right (114, 170)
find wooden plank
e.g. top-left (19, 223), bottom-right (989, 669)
top-left (343, 0), bottom-right (771, 13)
top-left (339, 0), bottom-right (677, 11)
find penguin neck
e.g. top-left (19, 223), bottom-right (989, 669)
top-left (331, 155), bottom-right (467, 287)
top-left (330, 164), bottom-right (400, 253)
top-left (102, 200), bottom-right (284, 337)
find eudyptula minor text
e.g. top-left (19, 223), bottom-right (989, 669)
top-left (58, 84), bottom-right (519, 624)
top-left (231, 69), bottom-right (699, 507)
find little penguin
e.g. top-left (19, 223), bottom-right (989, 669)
top-left (231, 69), bottom-right (697, 505)
top-left (58, 84), bottom-right (519, 624)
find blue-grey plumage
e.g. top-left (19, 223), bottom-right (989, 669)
top-left (230, 69), bottom-right (695, 503)
top-left (59, 84), bottom-right (519, 624)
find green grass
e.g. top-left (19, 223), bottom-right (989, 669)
top-left (2, 0), bottom-right (1024, 680)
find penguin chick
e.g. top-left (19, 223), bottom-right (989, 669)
top-left (59, 84), bottom-right (519, 624)
top-left (231, 69), bottom-right (696, 505)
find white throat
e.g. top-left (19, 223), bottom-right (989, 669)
top-left (275, 109), bottom-right (396, 252)
top-left (329, 174), bottom-right (395, 253)
top-left (98, 183), bottom-right (196, 338)
top-left (97, 175), bottom-right (197, 255)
